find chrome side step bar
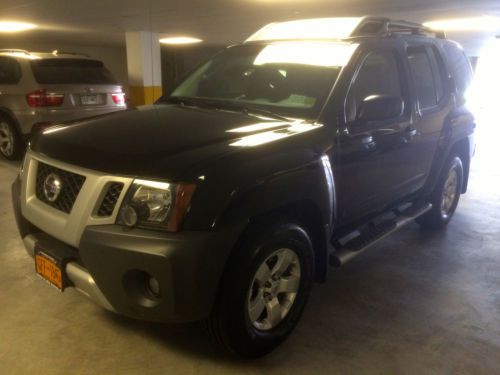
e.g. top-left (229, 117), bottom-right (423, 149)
top-left (330, 203), bottom-right (432, 266)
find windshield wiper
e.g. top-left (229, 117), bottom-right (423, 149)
top-left (158, 96), bottom-right (202, 107)
top-left (159, 96), bottom-right (292, 122)
top-left (215, 102), bottom-right (292, 123)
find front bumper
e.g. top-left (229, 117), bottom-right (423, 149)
top-left (12, 176), bottom-right (243, 323)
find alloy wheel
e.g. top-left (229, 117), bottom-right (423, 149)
top-left (247, 248), bottom-right (301, 331)
top-left (441, 167), bottom-right (458, 218)
top-left (0, 122), bottom-right (14, 157)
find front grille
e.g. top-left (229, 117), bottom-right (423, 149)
top-left (36, 162), bottom-right (86, 214)
top-left (97, 182), bottom-right (124, 217)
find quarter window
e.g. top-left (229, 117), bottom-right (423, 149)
top-left (346, 51), bottom-right (403, 123)
top-left (444, 44), bottom-right (473, 96)
top-left (0, 57), bottom-right (22, 84)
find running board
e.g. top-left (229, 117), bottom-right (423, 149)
top-left (330, 203), bottom-right (432, 266)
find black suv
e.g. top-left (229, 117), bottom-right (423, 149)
top-left (12, 17), bottom-right (475, 358)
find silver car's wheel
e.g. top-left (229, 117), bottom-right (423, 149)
top-left (0, 121), bottom-right (14, 157)
top-left (440, 167), bottom-right (458, 219)
top-left (247, 248), bottom-right (301, 331)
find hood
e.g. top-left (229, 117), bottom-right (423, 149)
top-left (32, 104), bottom-right (322, 181)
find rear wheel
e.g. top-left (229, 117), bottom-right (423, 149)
top-left (202, 220), bottom-right (314, 358)
top-left (0, 117), bottom-right (24, 160)
top-left (417, 155), bottom-right (463, 229)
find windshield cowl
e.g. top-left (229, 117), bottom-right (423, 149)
top-left (159, 96), bottom-right (296, 123)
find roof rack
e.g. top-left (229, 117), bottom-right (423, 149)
top-left (0, 49), bottom-right (31, 55)
top-left (51, 50), bottom-right (90, 57)
top-left (244, 17), bottom-right (446, 43)
top-left (352, 17), bottom-right (446, 39)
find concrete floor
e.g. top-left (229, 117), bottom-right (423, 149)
top-left (0, 145), bottom-right (499, 375)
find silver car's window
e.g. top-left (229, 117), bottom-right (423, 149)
top-left (0, 56), bottom-right (22, 84)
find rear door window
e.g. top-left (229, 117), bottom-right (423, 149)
top-left (0, 57), bottom-right (22, 84)
top-left (427, 47), bottom-right (446, 103)
top-left (407, 46), bottom-right (440, 110)
top-left (30, 59), bottom-right (117, 84)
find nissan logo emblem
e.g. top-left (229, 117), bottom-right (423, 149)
top-left (43, 173), bottom-right (62, 202)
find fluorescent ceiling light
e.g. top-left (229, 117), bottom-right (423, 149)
top-left (424, 16), bottom-right (500, 31)
top-left (159, 37), bottom-right (202, 45)
top-left (246, 17), bottom-right (362, 42)
top-left (0, 21), bottom-right (37, 33)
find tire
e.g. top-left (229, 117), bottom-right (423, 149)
top-left (416, 155), bottom-right (463, 229)
top-left (202, 220), bottom-right (314, 359)
top-left (0, 116), bottom-right (24, 160)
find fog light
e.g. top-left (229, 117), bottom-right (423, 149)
top-left (120, 205), bottom-right (138, 227)
top-left (148, 276), bottom-right (161, 297)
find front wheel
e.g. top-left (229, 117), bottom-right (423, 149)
top-left (202, 221), bottom-right (314, 358)
top-left (417, 155), bottom-right (463, 229)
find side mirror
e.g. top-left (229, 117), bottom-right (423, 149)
top-left (357, 95), bottom-right (404, 122)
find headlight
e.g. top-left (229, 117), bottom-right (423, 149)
top-left (118, 179), bottom-right (196, 232)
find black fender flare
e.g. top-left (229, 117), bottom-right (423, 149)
top-left (215, 154), bottom-right (336, 282)
top-left (423, 107), bottom-right (474, 197)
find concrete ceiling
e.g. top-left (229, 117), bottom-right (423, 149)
top-left (0, 0), bottom-right (499, 54)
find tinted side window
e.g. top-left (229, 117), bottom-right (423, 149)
top-left (427, 47), bottom-right (445, 103)
top-left (407, 47), bottom-right (438, 109)
top-left (346, 51), bottom-right (403, 122)
top-left (0, 57), bottom-right (22, 84)
top-left (444, 44), bottom-right (473, 96)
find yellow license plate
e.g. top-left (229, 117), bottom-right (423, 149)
top-left (35, 252), bottom-right (63, 290)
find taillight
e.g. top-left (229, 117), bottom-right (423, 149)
top-left (26, 89), bottom-right (65, 107)
top-left (111, 93), bottom-right (126, 106)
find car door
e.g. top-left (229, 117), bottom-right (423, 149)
top-left (406, 44), bottom-right (454, 183)
top-left (334, 46), bottom-right (421, 224)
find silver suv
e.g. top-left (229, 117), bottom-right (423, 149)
top-left (0, 49), bottom-right (126, 160)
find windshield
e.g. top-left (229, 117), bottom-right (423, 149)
top-left (166, 42), bottom-right (358, 118)
top-left (30, 59), bottom-right (117, 85)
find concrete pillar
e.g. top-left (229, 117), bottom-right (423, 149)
top-left (125, 31), bottom-right (162, 106)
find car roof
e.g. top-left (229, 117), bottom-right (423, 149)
top-left (245, 17), bottom-right (446, 44)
